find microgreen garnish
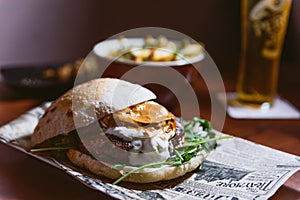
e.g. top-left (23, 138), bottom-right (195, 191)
top-left (175, 150), bottom-right (184, 161)
top-left (30, 146), bottom-right (73, 152)
top-left (112, 117), bottom-right (233, 185)
top-left (112, 164), bottom-right (126, 171)
top-left (113, 161), bottom-right (175, 185)
top-left (180, 136), bottom-right (233, 148)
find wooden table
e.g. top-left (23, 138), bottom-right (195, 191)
top-left (0, 61), bottom-right (299, 200)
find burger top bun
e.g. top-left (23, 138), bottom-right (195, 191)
top-left (31, 78), bottom-right (156, 146)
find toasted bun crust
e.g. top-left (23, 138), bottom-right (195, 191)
top-left (67, 149), bottom-right (207, 183)
top-left (31, 78), bottom-right (156, 146)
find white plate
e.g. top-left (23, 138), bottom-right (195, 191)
top-left (93, 38), bottom-right (205, 66)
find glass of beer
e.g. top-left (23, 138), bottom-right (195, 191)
top-left (236, 0), bottom-right (292, 108)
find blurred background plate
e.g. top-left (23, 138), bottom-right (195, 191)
top-left (0, 59), bottom-right (84, 100)
top-left (0, 59), bottom-right (82, 89)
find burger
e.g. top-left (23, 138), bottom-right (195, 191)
top-left (31, 78), bottom-right (221, 184)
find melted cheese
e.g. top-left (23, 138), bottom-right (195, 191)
top-left (102, 101), bottom-right (173, 126)
top-left (102, 101), bottom-right (176, 139)
top-left (130, 101), bottom-right (172, 124)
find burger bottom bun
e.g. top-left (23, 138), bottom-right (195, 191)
top-left (66, 149), bottom-right (208, 183)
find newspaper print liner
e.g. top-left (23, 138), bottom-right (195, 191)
top-left (0, 102), bottom-right (299, 200)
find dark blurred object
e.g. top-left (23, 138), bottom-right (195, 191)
top-left (281, 0), bottom-right (300, 65)
top-left (0, 59), bottom-right (83, 98)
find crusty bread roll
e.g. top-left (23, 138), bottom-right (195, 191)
top-left (31, 78), bottom-right (208, 183)
top-left (31, 78), bottom-right (156, 146)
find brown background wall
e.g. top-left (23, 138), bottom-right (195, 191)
top-left (0, 0), bottom-right (298, 66)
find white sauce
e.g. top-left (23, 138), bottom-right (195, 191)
top-left (105, 123), bottom-right (175, 166)
top-left (106, 127), bottom-right (145, 140)
top-left (129, 133), bottom-right (170, 166)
